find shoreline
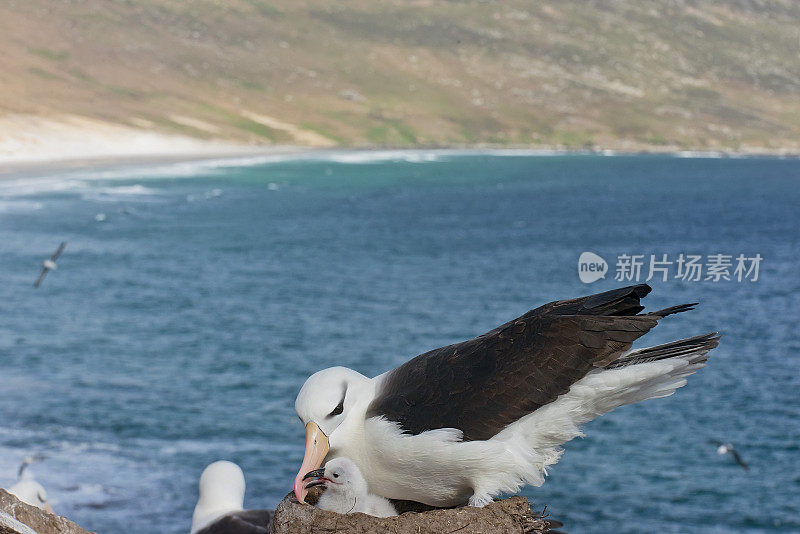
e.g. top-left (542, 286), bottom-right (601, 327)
top-left (0, 145), bottom-right (320, 179)
top-left (2, 145), bottom-right (797, 180)
top-left (2, 114), bottom-right (797, 179)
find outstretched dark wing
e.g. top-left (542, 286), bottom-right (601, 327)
top-left (33, 268), bottom-right (49, 288)
top-left (50, 242), bottom-right (66, 262)
top-left (730, 449), bottom-right (749, 471)
top-left (367, 284), bottom-right (691, 441)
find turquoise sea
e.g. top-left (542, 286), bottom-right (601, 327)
top-left (1, 151), bottom-right (798, 533)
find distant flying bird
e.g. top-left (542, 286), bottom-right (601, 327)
top-left (710, 440), bottom-right (749, 471)
top-left (294, 284), bottom-right (720, 507)
top-left (34, 242), bottom-right (66, 288)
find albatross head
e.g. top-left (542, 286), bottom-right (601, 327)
top-left (293, 367), bottom-right (371, 503)
top-left (302, 457), bottom-right (368, 514)
top-left (191, 461), bottom-right (245, 534)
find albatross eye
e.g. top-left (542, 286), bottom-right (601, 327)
top-left (333, 472), bottom-right (339, 478)
top-left (328, 398), bottom-right (344, 418)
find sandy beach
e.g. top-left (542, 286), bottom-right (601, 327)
top-left (0, 114), bottom-right (316, 177)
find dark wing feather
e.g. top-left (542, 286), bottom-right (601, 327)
top-left (730, 450), bottom-right (749, 471)
top-left (367, 285), bottom-right (672, 441)
top-left (522, 284), bottom-right (652, 318)
top-left (33, 268), bottom-right (48, 288)
top-left (195, 511), bottom-right (272, 534)
top-left (606, 332), bottom-right (719, 369)
top-left (646, 303), bottom-right (698, 317)
top-left (50, 242), bottom-right (66, 262)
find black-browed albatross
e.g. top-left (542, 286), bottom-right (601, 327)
top-left (191, 461), bottom-right (272, 534)
top-left (710, 440), bottom-right (749, 471)
top-left (6, 456), bottom-right (53, 513)
top-left (33, 242), bottom-right (66, 288)
top-left (293, 284), bottom-right (720, 507)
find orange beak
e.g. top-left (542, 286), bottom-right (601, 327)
top-left (293, 422), bottom-right (330, 503)
top-left (44, 502), bottom-right (54, 514)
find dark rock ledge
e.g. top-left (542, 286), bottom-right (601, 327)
top-left (273, 492), bottom-right (561, 533)
top-left (1, 488), bottom-right (561, 534)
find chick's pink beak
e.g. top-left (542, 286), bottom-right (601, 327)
top-left (293, 422), bottom-right (329, 503)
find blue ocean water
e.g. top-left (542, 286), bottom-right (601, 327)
top-left (0, 151), bottom-right (798, 533)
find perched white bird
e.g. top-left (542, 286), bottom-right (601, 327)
top-left (6, 457), bottom-right (53, 513)
top-left (34, 242), bottom-right (66, 288)
top-left (190, 461), bottom-right (271, 534)
top-left (7, 479), bottom-right (51, 512)
top-left (303, 457), bottom-right (397, 517)
top-left (293, 284), bottom-right (720, 507)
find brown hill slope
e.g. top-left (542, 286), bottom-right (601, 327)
top-left (1, 0), bottom-right (798, 151)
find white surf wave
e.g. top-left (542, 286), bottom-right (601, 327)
top-left (0, 148), bottom-right (734, 200)
top-left (318, 150), bottom-right (443, 163)
top-left (675, 150), bottom-right (727, 159)
top-left (0, 200), bottom-right (43, 213)
top-left (81, 184), bottom-right (162, 202)
top-left (97, 184), bottom-right (157, 195)
top-left (0, 178), bottom-right (86, 198)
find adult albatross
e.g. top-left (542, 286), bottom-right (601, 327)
top-left (293, 284), bottom-right (719, 507)
top-left (191, 461), bottom-right (272, 534)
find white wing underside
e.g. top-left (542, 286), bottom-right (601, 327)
top-left (497, 349), bottom-right (707, 468)
top-left (360, 345), bottom-right (710, 507)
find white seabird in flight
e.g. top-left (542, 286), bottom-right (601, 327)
top-left (34, 242), bottom-right (66, 288)
top-left (710, 440), bottom-right (749, 471)
top-left (303, 457), bottom-right (397, 517)
top-left (293, 284), bottom-right (720, 507)
top-left (191, 461), bottom-right (272, 534)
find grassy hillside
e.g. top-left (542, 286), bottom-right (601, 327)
top-left (1, 0), bottom-right (799, 151)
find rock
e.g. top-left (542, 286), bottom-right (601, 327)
top-left (2, 487), bottom-right (562, 534)
top-left (338, 89), bottom-right (366, 102)
top-left (271, 492), bottom-right (561, 534)
top-left (0, 489), bottom-right (93, 534)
